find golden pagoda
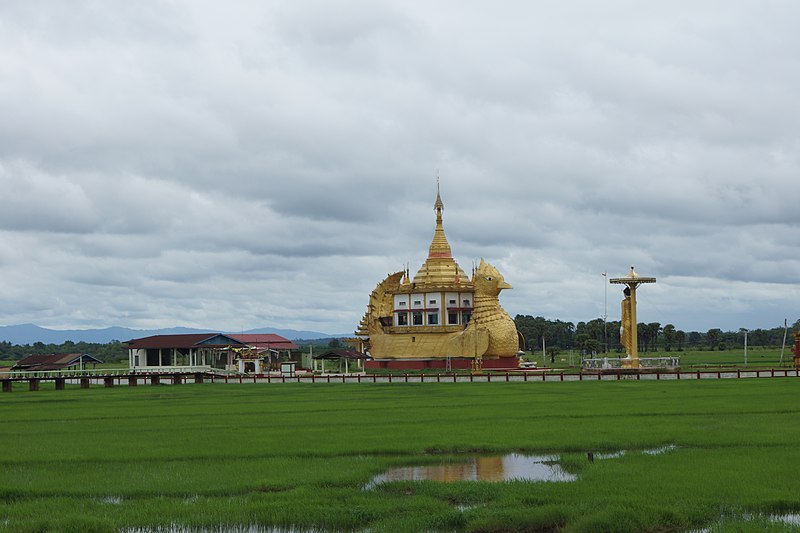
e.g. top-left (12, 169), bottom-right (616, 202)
top-left (358, 187), bottom-right (521, 370)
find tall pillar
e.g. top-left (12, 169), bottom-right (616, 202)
top-left (610, 267), bottom-right (656, 368)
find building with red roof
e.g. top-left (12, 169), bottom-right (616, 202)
top-left (127, 332), bottom-right (300, 374)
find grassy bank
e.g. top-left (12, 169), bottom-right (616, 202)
top-left (534, 346), bottom-right (796, 372)
top-left (2, 379), bottom-right (800, 531)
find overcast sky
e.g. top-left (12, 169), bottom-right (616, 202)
top-left (1, 1), bottom-right (798, 335)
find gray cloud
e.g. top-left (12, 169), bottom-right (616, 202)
top-left (0, 1), bottom-right (798, 334)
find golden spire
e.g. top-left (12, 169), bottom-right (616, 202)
top-left (429, 179), bottom-right (451, 259)
top-left (412, 181), bottom-right (471, 288)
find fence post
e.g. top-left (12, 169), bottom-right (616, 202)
top-left (1, 380), bottom-right (11, 393)
top-left (29, 379), bottom-right (40, 391)
top-left (81, 377), bottom-right (90, 389)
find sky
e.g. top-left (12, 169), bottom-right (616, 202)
top-left (1, 1), bottom-right (799, 335)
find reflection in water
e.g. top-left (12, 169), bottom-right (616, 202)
top-left (642, 444), bottom-right (677, 455)
top-left (594, 445), bottom-right (677, 460)
top-left (771, 513), bottom-right (800, 525)
top-left (366, 454), bottom-right (576, 488)
top-left (125, 526), bottom-right (321, 533)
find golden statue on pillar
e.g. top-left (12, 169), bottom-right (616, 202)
top-left (610, 267), bottom-right (656, 368)
top-left (620, 287), bottom-right (633, 355)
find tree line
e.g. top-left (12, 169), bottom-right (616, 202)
top-left (0, 340), bottom-right (128, 363)
top-left (514, 315), bottom-right (800, 355)
top-left (1, 318), bottom-right (798, 363)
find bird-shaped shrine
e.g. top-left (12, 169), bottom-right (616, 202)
top-left (357, 188), bottom-right (522, 370)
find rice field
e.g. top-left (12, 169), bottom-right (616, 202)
top-left (1, 378), bottom-right (799, 532)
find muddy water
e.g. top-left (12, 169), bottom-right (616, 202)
top-left (365, 454), bottom-right (576, 488)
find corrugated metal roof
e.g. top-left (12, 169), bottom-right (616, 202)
top-left (12, 353), bottom-right (103, 371)
top-left (127, 334), bottom-right (246, 349)
top-left (313, 349), bottom-right (368, 360)
top-left (229, 334), bottom-right (299, 350)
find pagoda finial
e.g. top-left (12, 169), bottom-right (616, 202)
top-left (434, 172), bottom-right (444, 216)
top-left (427, 176), bottom-right (451, 259)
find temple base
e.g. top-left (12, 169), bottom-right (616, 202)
top-left (365, 357), bottom-right (519, 371)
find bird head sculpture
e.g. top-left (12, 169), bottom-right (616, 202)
top-left (473, 258), bottom-right (512, 297)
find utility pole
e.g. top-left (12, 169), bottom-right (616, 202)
top-left (542, 336), bottom-right (546, 366)
top-left (741, 328), bottom-right (748, 368)
top-left (780, 319), bottom-right (788, 367)
top-left (602, 271), bottom-right (608, 353)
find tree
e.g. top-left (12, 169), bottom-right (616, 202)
top-left (647, 323), bottom-right (661, 352)
top-left (687, 331), bottom-right (702, 348)
top-left (637, 323), bottom-right (650, 352)
top-left (663, 324), bottom-right (676, 352)
top-left (327, 338), bottom-right (341, 349)
top-left (707, 328), bottom-right (722, 350)
top-left (675, 330), bottom-right (686, 351)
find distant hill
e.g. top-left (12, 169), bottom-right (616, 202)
top-left (0, 323), bottom-right (344, 345)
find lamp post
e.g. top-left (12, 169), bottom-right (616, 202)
top-left (741, 328), bottom-right (748, 368)
top-left (602, 271), bottom-right (608, 354)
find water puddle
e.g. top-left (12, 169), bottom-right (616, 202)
top-left (770, 513), bottom-right (800, 526)
top-left (365, 454), bottom-right (576, 489)
top-left (594, 450), bottom-right (626, 459)
top-left (686, 512), bottom-right (800, 532)
top-left (592, 445), bottom-right (677, 461)
top-left (125, 526), bottom-right (321, 533)
top-left (642, 444), bottom-right (677, 455)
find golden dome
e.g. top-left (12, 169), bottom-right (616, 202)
top-left (411, 190), bottom-right (472, 289)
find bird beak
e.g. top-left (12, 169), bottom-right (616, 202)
top-left (499, 281), bottom-right (512, 289)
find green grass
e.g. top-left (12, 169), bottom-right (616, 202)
top-left (536, 346), bottom-right (796, 372)
top-left (2, 379), bottom-right (800, 531)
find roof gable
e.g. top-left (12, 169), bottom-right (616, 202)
top-left (12, 353), bottom-right (103, 370)
top-left (127, 333), bottom-right (247, 349)
top-left (228, 334), bottom-right (299, 350)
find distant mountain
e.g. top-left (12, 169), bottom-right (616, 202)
top-left (0, 323), bottom-right (342, 345)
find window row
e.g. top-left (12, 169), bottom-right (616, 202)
top-left (394, 310), bottom-right (472, 327)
